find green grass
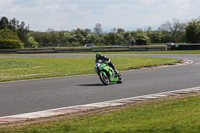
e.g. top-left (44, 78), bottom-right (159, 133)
top-left (2, 94), bottom-right (200, 132)
top-left (36, 50), bottom-right (200, 54)
top-left (100, 50), bottom-right (200, 54)
top-left (0, 56), bottom-right (179, 82)
top-left (2, 50), bottom-right (200, 55)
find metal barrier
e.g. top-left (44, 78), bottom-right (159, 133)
top-left (170, 44), bottom-right (200, 50)
top-left (130, 45), bottom-right (167, 51)
top-left (17, 48), bottom-right (55, 54)
top-left (92, 46), bottom-right (130, 52)
top-left (0, 49), bottom-right (17, 54)
top-left (0, 45), bottom-right (167, 54)
top-left (55, 47), bottom-right (92, 53)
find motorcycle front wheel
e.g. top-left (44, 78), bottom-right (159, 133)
top-left (99, 71), bottom-right (110, 85)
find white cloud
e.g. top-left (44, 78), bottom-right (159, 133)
top-left (0, 0), bottom-right (15, 12)
top-left (67, 3), bottom-right (78, 9)
top-left (1, 0), bottom-right (200, 31)
top-left (0, 0), bottom-right (15, 5)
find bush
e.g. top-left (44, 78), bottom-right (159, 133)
top-left (25, 36), bottom-right (39, 48)
top-left (0, 39), bottom-right (24, 49)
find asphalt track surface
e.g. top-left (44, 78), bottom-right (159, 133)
top-left (0, 54), bottom-right (200, 117)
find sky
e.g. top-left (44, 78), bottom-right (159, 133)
top-left (1, 0), bottom-right (200, 32)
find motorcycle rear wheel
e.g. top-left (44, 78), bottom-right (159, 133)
top-left (117, 77), bottom-right (123, 84)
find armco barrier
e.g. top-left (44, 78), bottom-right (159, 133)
top-left (171, 44), bottom-right (200, 50)
top-left (55, 47), bottom-right (92, 53)
top-left (17, 48), bottom-right (55, 54)
top-left (130, 45), bottom-right (167, 51)
top-left (0, 49), bottom-right (17, 54)
top-left (0, 45), bottom-right (167, 54)
top-left (92, 46), bottom-right (130, 52)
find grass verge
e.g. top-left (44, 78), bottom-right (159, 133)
top-left (101, 50), bottom-right (200, 54)
top-left (0, 56), bottom-right (179, 82)
top-left (1, 93), bottom-right (200, 132)
top-left (2, 50), bottom-right (200, 55)
top-left (40, 50), bottom-right (200, 54)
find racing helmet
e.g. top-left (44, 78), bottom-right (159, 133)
top-left (96, 52), bottom-right (102, 59)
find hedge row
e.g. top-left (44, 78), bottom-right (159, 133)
top-left (0, 40), bottom-right (24, 49)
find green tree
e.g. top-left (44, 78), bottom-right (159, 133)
top-left (73, 28), bottom-right (87, 45)
top-left (104, 33), bottom-right (119, 45)
top-left (185, 20), bottom-right (200, 43)
top-left (0, 16), bottom-right (29, 44)
top-left (117, 28), bottom-right (125, 33)
top-left (0, 16), bottom-right (9, 29)
top-left (93, 23), bottom-right (103, 35)
top-left (123, 32), bottom-right (135, 45)
top-left (0, 27), bottom-right (19, 40)
top-left (0, 27), bottom-right (24, 48)
top-left (159, 18), bottom-right (186, 42)
top-left (17, 21), bottom-right (29, 43)
top-left (25, 36), bottom-right (39, 48)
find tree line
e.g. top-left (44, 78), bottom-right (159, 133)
top-left (0, 16), bottom-right (200, 48)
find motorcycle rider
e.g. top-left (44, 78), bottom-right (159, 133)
top-left (95, 52), bottom-right (120, 76)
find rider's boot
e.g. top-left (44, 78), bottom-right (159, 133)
top-left (114, 69), bottom-right (121, 76)
top-left (110, 63), bottom-right (121, 76)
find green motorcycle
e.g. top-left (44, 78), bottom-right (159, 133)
top-left (95, 59), bottom-right (123, 85)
